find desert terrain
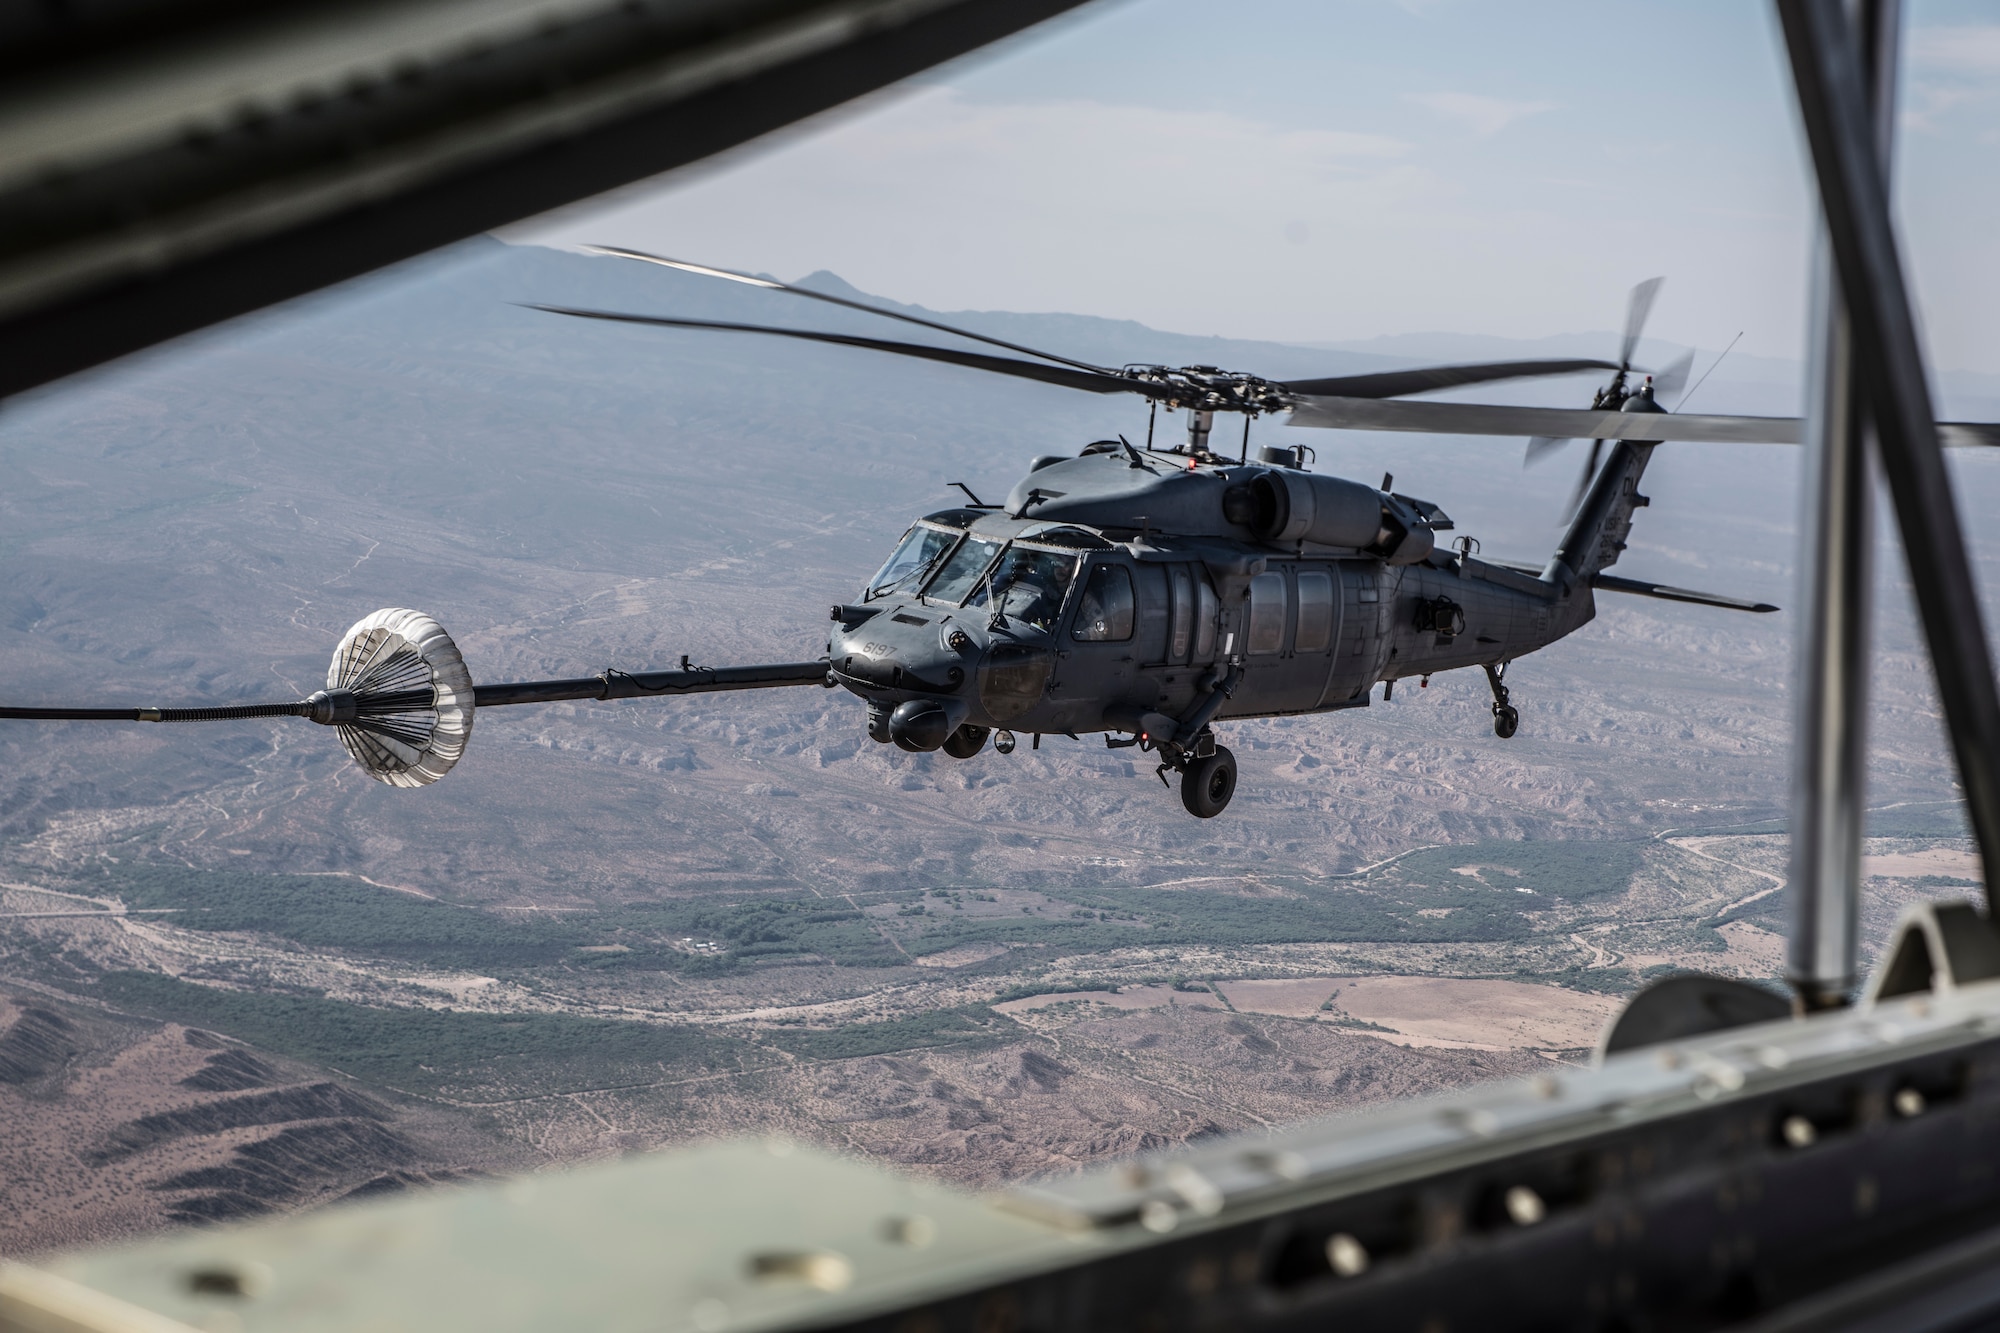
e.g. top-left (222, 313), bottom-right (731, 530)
top-left (1, 240), bottom-right (1992, 1252)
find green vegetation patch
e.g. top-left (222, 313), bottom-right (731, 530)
top-left (1866, 804), bottom-right (1970, 839)
top-left (902, 915), bottom-right (1146, 957)
top-left (78, 838), bottom-right (1646, 984)
top-left (890, 840), bottom-right (1646, 953)
top-left (88, 863), bottom-right (904, 973)
top-left (1513, 965), bottom-right (1640, 996)
top-left (93, 972), bottom-right (753, 1095)
top-left (95, 863), bottom-right (591, 971)
top-left (763, 1004), bottom-right (1009, 1060)
top-left (1387, 840), bottom-right (1645, 901)
top-left (672, 899), bottom-right (904, 968)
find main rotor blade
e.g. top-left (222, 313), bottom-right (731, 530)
top-left (1281, 358), bottom-right (1619, 400)
top-left (1284, 395), bottom-right (2000, 447)
top-left (582, 246), bottom-right (1121, 377)
top-left (527, 306), bottom-right (1155, 398)
top-left (1621, 277), bottom-right (1664, 368)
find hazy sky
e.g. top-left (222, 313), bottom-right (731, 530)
top-left (522, 0), bottom-right (2000, 373)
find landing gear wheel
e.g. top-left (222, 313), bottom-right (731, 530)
top-left (1494, 706), bottom-right (1519, 739)
top-left (1180, 745), bottom-right (1237, 818)
top-left (942, 724), bottom-right (990, 759)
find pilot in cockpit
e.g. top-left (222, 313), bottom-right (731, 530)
top-left (972, 546), bottom-right (1079, 632)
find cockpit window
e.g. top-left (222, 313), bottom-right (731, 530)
top-left (1073, 564), bottom-right (1136, 642)
top-left (965, 545), bottom-right (1079, 631)
top-left (865, 523), bottom-right (958, 600)
top-left (922, 536), bottom-right (1004, 605)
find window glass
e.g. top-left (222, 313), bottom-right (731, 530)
top-left (979, 643), bottom-right (1052, 722)
top-left (1194, 574), bottom-right (1219, 660)
top-left (923, 536), bottom-right (1003, 605)
top-left (865, 524), bottom-right (957, 600)
top-left (1133, 564), bottom-right (1169, 662)
top-left (1296, 571), bottom-right (1334, 652)
top-left (1073, 564), bottom-right (1136, 642)
top-left (1247, 571), bottom-right (1287, 654)
top-left (1168, 566), bottom-right (1194, 662)
top-left (965, 546), bottom-right (1079, 631)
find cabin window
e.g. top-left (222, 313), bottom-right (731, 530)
top-left (1194, 574), bottom-right (1219, 660)
top-left (924, 536), bottom-right (1003, 605)
top-left (1247, 572), bottom-right (1287, 654)
top-left (1133, 564), bottom-right (1169, 662)
top-left (1295, 571), bottom-right (1334, 652)
top-left (1168, 566), bottom-right (1194, 662)
top-left (1073, 564), bottom-right (1136, 642)
top-left (866, 524), bottom-right (958, 600)
top-left (966, 546), bottom-right (1079, 631)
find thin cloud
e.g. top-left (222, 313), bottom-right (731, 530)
top-left (1407, 92), bottom-right (1558, 138)
top-left (1902, 82), bottom-right (1990, 134)
top-left (1908, 24), bottom-right (2000, 75)
top-left (1903, 26), bottom-right (2000, 133)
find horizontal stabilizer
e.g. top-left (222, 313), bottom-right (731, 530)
top-left (1590, 573), bottom-right (1778, 613)
top-left (1486, 560), bottom-right (1778, 613)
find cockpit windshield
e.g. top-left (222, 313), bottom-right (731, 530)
top-left (964, 545), bottom-right (1079, 631)
top-left (922, 536), bottom-right (1003, 605)
top-left (865, 523), bottom-right (958, 600)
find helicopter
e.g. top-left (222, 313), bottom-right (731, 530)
top-left (7, 250), bottom-right (1997, 817)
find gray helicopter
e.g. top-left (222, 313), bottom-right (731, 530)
top-left (538, 255), bottom-right (1772, 818)
top-left (10, 252), bottom-right (1995, 816)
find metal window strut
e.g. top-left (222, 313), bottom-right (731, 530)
top-left (1786, 0), bottom-right (1901, 1010)
top-left (1779, 0), bottom-right (2000, 1009)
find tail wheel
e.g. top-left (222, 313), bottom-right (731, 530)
top-left (1494, 706), bottom-right (1520, 739)
top-left (942, 724), bottom-right (990, 759)
top-left (1180, 745), bottom-right (1237, 818)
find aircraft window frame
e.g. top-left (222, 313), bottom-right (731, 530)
top-left (921, 534), bottom-right (1006, 606)
top-left (1194, 573), bottom-right (1219, 660)
top-left (1072, 562), bottom-right (1136, 643)
top-left (964, 542), bottom-right (1082, 631)
top-left (1295, 570), bottom-right (1334, 653)
top-left (1168, 565), bottom-right (1194, 662)
top-left (865, 521), bottom-right (962, 602)
top-left (1247, 571), bottom-right (1287, 655)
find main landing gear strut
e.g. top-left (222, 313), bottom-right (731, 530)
top-left (1112, 660), bottom-right (1245, 818)
top-left (1484, 661), bottom-right (1519, 739)
top-left (1118, 725), bottom-right (1239, 818)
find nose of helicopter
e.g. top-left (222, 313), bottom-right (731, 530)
top-left (827, 606), bottom-right (984, 749)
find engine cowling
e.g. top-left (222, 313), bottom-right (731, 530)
top-left (1224, 470), bottom-right (1435, 564)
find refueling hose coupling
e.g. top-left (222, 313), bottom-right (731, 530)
top-left (305, 688), bottom-right (360, 725)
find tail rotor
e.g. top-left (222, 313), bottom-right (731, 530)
top-left (1524, 278), bottom-right (1691, 519)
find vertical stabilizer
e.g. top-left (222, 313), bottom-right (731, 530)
top-left (1546, 439), bottom-right (1658, 583)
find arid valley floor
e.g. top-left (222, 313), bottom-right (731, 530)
top-left (2, 242), bottom-right (1993, 1253)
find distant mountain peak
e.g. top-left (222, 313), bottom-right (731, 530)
top-left (792, 270), bottom-right (875, 301)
